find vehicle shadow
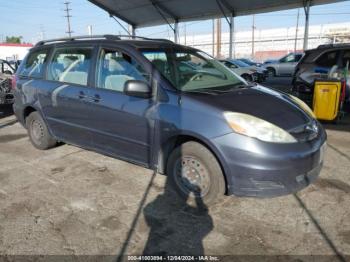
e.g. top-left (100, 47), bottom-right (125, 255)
top-left (293, 194), bottom-right (347, 262)
top-left (116, 173), bottom-right (213, 261)
top-left (142, 177), bottom-right (213, 256)
top-left (0, 104), bottom-right (14, 119)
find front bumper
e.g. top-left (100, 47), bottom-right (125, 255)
top-left (212, 125), bottom-right (327, 197)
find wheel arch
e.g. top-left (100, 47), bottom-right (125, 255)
top-left (157, 133), bottom-right (229, 193)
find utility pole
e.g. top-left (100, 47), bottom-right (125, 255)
top-left (212, 19), bottom-right (215, 57)
top-left (294, 8), bottom-right (300, 53)
top-left (252, 15), bottom-right (255, 59)
top-left (216, 19), bottom-right (221, 58)
top-left (184, 22), bottom-right (187, 45)
top-left (64, 1), bottom-right (73, 37)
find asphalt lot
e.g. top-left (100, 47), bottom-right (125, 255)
top-left (0, 77), bottom-right (350, 260)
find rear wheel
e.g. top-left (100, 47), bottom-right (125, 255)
top-left (167, 141), bottom-right (226, 206)
top-left (26, 111), bottom-right (57, 150)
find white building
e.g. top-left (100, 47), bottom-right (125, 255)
top-left (0, 43), bottom-right (33, 61)
top-left (177, 22), bottom-right (350, 61)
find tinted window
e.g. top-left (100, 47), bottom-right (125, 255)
top-left (295, 54), bottom-right (303, 62)
top-left (96, 49), bottom-right (149, 92)
top-left (48, 48), bottom-right (92, 85)
top-left (341, 50), bottom-right (350, 68)
top-left (19, 49), bottom-right (48, 78)
top-left (316, 51), bottom-right (338, 67)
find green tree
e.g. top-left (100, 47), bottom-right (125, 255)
top-left (5, 36), bottom-right (22, 44)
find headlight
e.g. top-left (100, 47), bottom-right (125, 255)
top-left (289, 95), bottom-right (315, 118)
top-left (224, 112), bottom-right (297, 143)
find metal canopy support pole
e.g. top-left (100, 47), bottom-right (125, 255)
top-left (303, 0), bottom-right (311, 50)
top-left (131, 26), bottom-right (136, 36)
top-left (174, 20), bottom-right (179, 43)
top-left (229, 13), bottom-right (234, 59)
top-left (216, 0), bottom-right (234, 58)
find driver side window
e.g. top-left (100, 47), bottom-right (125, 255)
top-left (97, 49), bottom-right (149, 92)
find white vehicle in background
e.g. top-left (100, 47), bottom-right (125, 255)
top-left (220, 59), bottom-right (258, 82)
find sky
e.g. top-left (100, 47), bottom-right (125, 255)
top-left (0, 0), bottom-right (350, 44)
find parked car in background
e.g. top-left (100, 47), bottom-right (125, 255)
top-left (0, 59), bottom-right (15, 104)
top-left (13, 35), bottom-right (326, 205)
top-left (265, 53), bottom-right (304, 77)
top-left (237, 58), bottom-right (269, 80)
top-left (220, 59), bottom-right (267, 82)
top-left (263, 59), bottom-right (278, 65)
top-left (292, 43), bottom-right (350, 102)
top-left (238, 58), bottom-right (263, 67)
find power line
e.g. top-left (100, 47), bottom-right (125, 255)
top-left (64, 1), bottom-right (73, 37)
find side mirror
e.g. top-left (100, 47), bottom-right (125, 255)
top-left (124, 80), bottom-right (152, 98)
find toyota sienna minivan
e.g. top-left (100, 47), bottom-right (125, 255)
top-left (13, 35), bottom-right (326, 205)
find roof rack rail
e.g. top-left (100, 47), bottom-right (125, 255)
top-left (317, 43), bottom-right (350, 49)
top-left (35, 35), bottom-right (121, 47)
top-left (35, 34), bottom-right (173, 47)
top-left (115, 35), bottom-right (174, 43)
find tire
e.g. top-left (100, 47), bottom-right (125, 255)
top-left (26, 111), bottom-right (57, 150)
top-left (267, 67), bottom-right (276, 77)
top-left (166, 141), bottom-right (226, 206)
top-left (241, 74), bottom-right (253, 82)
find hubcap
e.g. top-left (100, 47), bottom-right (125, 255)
top-left (31, 120), bottom-right (44, 142)
top-left (174, 156), bottom-right (210, 197)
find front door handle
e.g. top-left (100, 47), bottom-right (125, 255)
top-left (78, 91), bottom-right (87, 99)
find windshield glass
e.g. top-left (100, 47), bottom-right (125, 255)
top-left (141, 49), bottom-right (245, 92)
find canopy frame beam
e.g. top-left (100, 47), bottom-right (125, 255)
top-left (150, 0), bottom-right (179, 42)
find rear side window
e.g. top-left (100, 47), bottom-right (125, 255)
top-left (19, 49), bottom-right (48, 78)
top-left (316, 51), bottom-right (338, 67)
top-left (47, 47), bottom-right (92, 85)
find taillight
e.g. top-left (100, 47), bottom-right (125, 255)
top-left (11, 75), bottom-right (17, 90)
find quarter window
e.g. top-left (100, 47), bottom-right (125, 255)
top-left (341, 50), bottom-right (350, 68)
top-left (19, 49), bottom-right (49, 78)
top-left (48, 48), bottom-right (92, 85)
top-left (316, 51), bottom-right (338, 68)
top-left (96, 50), bottom-right (149, 92)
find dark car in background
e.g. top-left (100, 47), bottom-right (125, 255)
top-left (0, 59), bottom-right (16, 104)
top-left (238, 58), bottom-right (263, 68)
top-left (221, 59), bottom-right (267, 83)
top-left (13, 35), bottom-right (326, 205)
top-left (292, 43), bottom-right (350, 102)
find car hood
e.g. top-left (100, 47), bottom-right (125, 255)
top-left (185, 85), bottom-right (311, 131)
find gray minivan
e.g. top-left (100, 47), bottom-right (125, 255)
top-left (13, 35), bottom-right (326, 205)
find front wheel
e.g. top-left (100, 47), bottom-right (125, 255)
top-left (267, 67), bottom-right (276, 77)
top-left (241, 74), bottom-right (253, 82)
top-left (26, 111), bottom-right (57, 150)
top-left (167, 141), bottom-right (226, 206)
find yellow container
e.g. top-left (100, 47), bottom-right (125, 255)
top-left (313, 81), bottom-right (342, 121)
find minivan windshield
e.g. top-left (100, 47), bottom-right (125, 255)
top-left (141, 49), bottom-right (245, 92)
